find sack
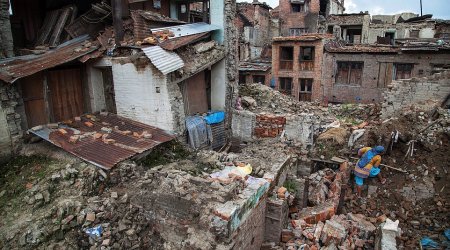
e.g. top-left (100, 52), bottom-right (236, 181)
top-left (358, 148), bottom-right (375, 168)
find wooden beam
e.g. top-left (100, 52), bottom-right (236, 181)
top-left (112, 0), bottom-right (124, 45)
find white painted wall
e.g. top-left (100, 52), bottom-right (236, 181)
top-left (0, 107), bottom-right (11, 157)
top-left (211, 59), bottom-right (226, 111)
top-left (111, 60), bottom-right (175, 132)
top-left (419, 27), bottom-right (435, 38)
top-left (86, 65), bottom-right (107, 113)
top-left (210, 0), bottom-right (225, 44)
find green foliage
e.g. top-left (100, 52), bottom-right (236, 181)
top-left (140, 140), bottom-right (191, 168)
top-left (283, 180), bottom-right (297, 193)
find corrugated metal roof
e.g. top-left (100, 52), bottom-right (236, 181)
top-left (142, 46), bottom-right (184, 74)
top-left (151, 22), bottom-right (220, 39)
top-left (29, 113), bottom-right (175, 170)
top-left (0, 35), bottom-right (98, 83)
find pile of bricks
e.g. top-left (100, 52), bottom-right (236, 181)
top-left (280, 213), bottom-right (377, 249)
top-left (254, 114), bottom-right (286, 138)
top-left (296, 169), bottom-right (344, 225)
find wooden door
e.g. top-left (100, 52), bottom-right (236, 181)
top-left (182, 70), bottom-right (208, 115)
top-left (47, 68), bottom-right (84, 122)
top-left (20, 72), bottom-right (48, 128)
top-left (377, 62), bottom-right (393, 88)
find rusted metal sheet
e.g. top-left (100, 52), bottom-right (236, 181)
top-left (29, 113), bottom-right (175, 169)
top-left (0, 35), bottom-right (99, 83)
top-left (159, 32), bottom-right (210, 51)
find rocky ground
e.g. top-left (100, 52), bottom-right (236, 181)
top-left (0, 84), bottom-right (449, 249)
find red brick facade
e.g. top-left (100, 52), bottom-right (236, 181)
top-left (272, 36), bottom-right (330, 102)
top-left (279, 0), bottom-right (320, 36)
top-left (254, 114), bottom-right (286, 138)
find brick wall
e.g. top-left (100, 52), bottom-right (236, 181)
top-left (382, 71), bottom-right (450, 118)
top-left (264, 198), bottom-right (289, 243)
top-left (232, 198), bottom-right (268, 250)
top-left (236, 3), bottom-right (272, 60)
top-left (255, 114), bottom-right (286, 138)
top-left (322, 51), bottom-right (450, 103)
top-left (0, 82), bottom-right (23, 158)
top-left (272, 39), bottom-right (325, 102)
top-left (279, 0), bottom-right (320, 35)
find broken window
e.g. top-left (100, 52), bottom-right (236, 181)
top-left (336, 62), bottom-right (363, 85)
top-left (289, 28), bottom-right (308, 36)
top-left (394, 64), bottom-right (413, 80)
top-left (299, 47), bottom-right (314, 61)
top-left (239, 74), bottom-right (246, 84)
top-left (299, 78), bottom-right (313, 101)
top-left (279, 46), bottom-right (294, 70)
top-left (410, 30), bottom-right (419, 38)
top-left (291, 2), bottom-right (308, 12)
top-left (279, 77), bottom-right (293, 96)
top-left (253, 75), bottom-right (265, 84)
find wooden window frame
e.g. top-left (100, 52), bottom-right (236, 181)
top-left (299, 78), bottom-right (313, 101)
top-left (335, 61), bottom-right (364, 85)
top-left (252, 75), bottom-right (266, 84)
top-left (394, 63), bottom-right (413, 80)
top-left (279, 46), bottom-right (294, 70)
top-left (299, 46), bottom-right (315, 61)
top-left (279, 77), bottom-right (293, 96)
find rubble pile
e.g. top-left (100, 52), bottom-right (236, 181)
top-left (239, 83), bottom-right (379, 121)
top-left (280, 213), bottom-right (378, 249)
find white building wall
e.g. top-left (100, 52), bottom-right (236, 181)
top-left (211, 59), bottom-right (226, 111)
top-left (86, 65), bottom-right (107, 113)
top-left (111, 60), bottom-right (175, 132)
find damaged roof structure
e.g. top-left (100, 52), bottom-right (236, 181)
top-left (0, 0), bottom-right (236, 168)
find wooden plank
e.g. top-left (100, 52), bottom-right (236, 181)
top-left (385, 63), bottom-right (393, 86)
top-left (20, 72), bottom-right (48, 128)
top-left (182, 70), bottom-right (208, 115)
top-left (49, 7), bottom-right (72, 47)
top-left (48, 68), bottom-right (84, 122)
top-left (35, 10), bottom-right (60, 46)
top-left (378, 62), bottom-right (387, 88)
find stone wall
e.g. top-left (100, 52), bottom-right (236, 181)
top-left (382, 71), bottom-right (450, 118)
top-left (0, 82), bottom-right (22, 158)
top-left (232, 110), bottom-right (256, 141)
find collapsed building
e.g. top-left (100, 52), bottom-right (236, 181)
top-left (0, 0), bottom-right (238, 161)
top-left (270, 34), bottom-right (450, 103)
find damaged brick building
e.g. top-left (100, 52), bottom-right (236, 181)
top-left (269, 11), bottom-right (450, 103)
top-left (0, 0), bottom-right (238, 159)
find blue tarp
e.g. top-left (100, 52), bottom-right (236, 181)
top-left (186, 116), bottom-right (212, 149)
top-left (204, 111), bottom-right (225, 125)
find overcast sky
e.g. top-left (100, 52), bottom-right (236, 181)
top-left (237, 0), bottom-right (450, 20)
